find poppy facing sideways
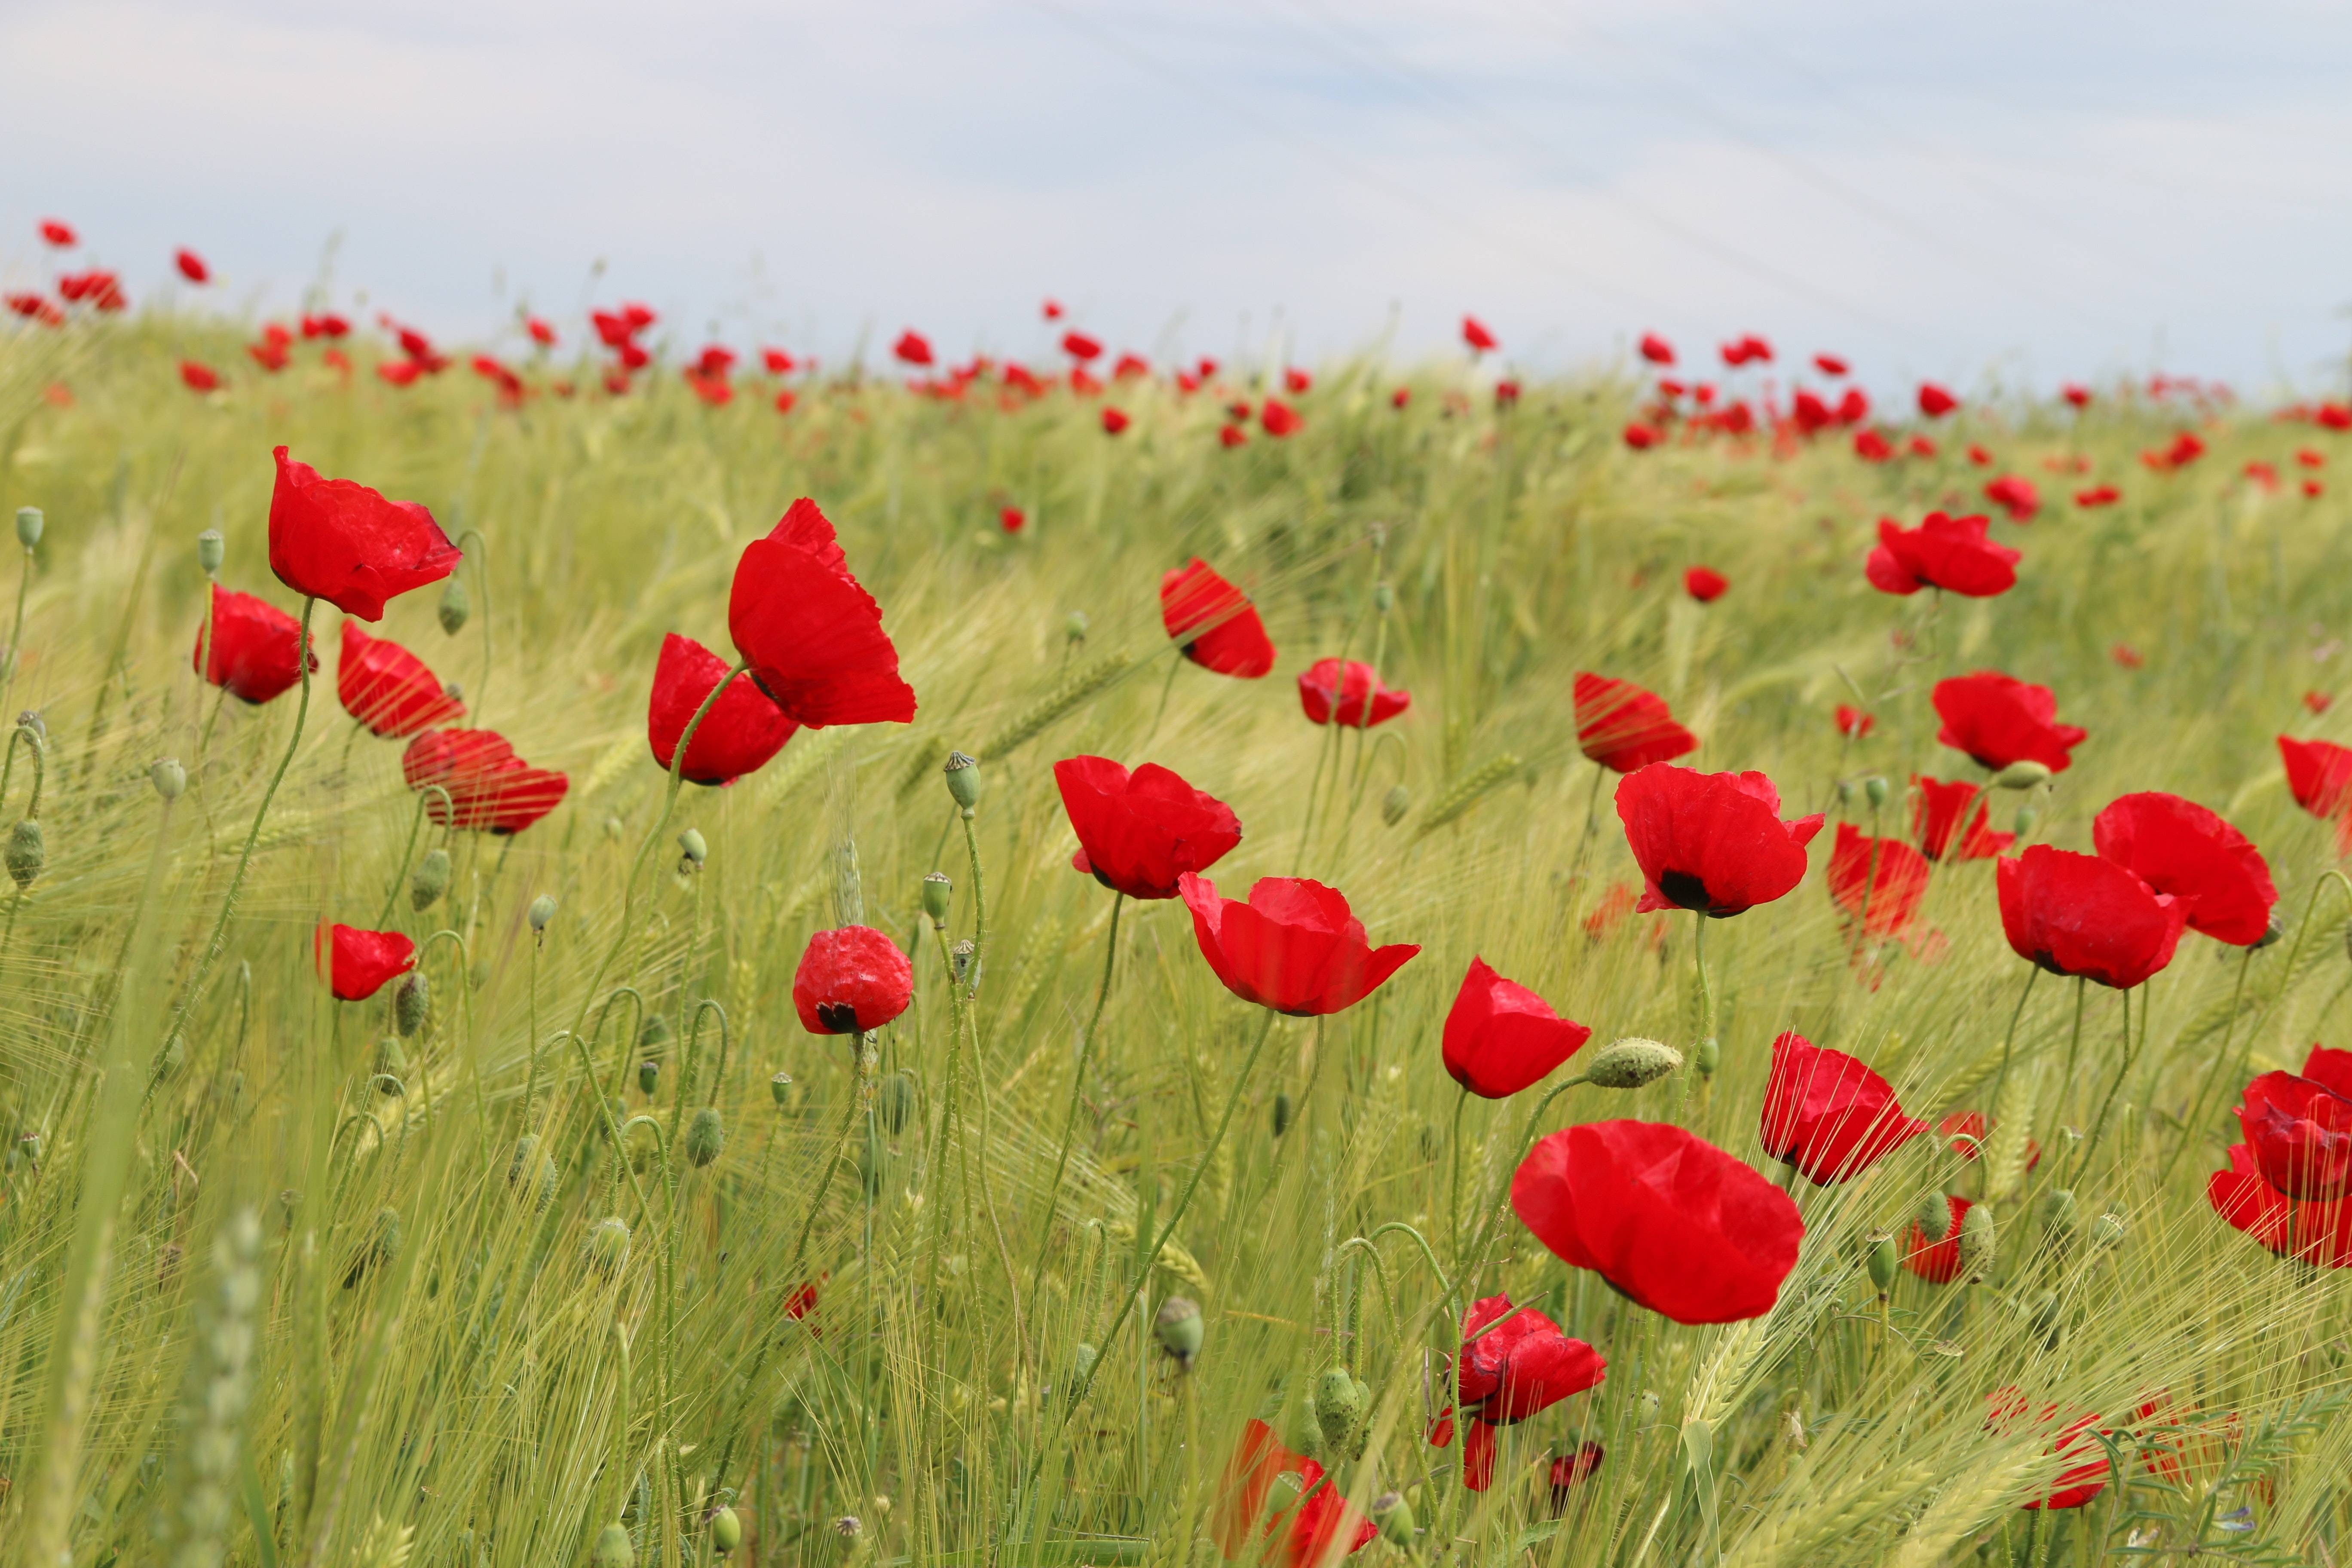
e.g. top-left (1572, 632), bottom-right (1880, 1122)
top-left (2092, 791), bottom-right (2275, 946)
top-left (401, 729), bottom-right (569, 834)
top-left (315, 922), bottom-right (416, 1001)
top-left (1054, 756), bottom-right (1241, 900)
top-left (267, 447), bottom-right (462, 622)
top-left (1758, 1031), bottom-right (1926, 1184)
top-left (1864, 511), bottom-right (2018, 598)
top-left (194, 584), bottom-right (316, 704)
top-left (1441, 958), bottom-right (1592, 1099)
top-left (1574, 674), bottom-right (1697, 773)
top-left (1932, 671), bottom-right (2086, 774)
top-left (338, 621), bottom-right (463, 738)
top-left (1162, 558), bottom-right (1276, 678)
top-left (647, 632), bottom-right (797, 786)
top-left (1996, 845), bottom-right (2185, 989)
top-left (728, 499), bottom-right (916, 728)
top-left (1297, 658), bottom-right (1409, 728)
top-left (1176, 873), bottom-right (1418, 1017)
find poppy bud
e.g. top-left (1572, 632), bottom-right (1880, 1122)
top-left (1065, 1343), bottom-right (1098, 1408)
top-left (2090, 1213), bottom-right (2126, 1250)
top-left (2040, 1186), bottom-right (2078, 1248)
top-left (1374, 581), bottom-right (1394, 612)
top-left (640, 1013), bottom-right (671, 1051)
top-left (1865, 1232), bottom-right (1897, 1295)
top-left (921, 871), bottom-right (952, 925)
top-left (593, 1522), bottom-right (634, 1568)
top-left (1916, 1188), bottom-right (1952, 1243)
top-left (1271, 1091), bottom-right (1293, 1138)
top-left (686, 1107), bottom-right (725, 1167)
top-left (437, 574), bottom-right (470, 635)
top-left (943, 751), bottom-right (982, 812)
top-left (377, 1037), bottom-right (408, 1082)
top-left (410, 847), bottom-right (451, 911)
top-left (1836, 778), bottom-right (1854, 806)
top-left (15, 508), bottom-right (41, 548)
top-left (528, 894), bottom-right (557, 934)
top-left (678, 828), bottom-right (707, 869)
top-left (1958, 1202), bottom-right (1996, 1280)
top-left (2012, 805), bottom-right (2037, 841)
top-left (1863, 775), bottom-right (1889, 808)
top-left (950, 939), bottom-right (977, 986)
top-left (586, 1216), bottom-right (631, 1277)
top-left (15, 711), bottom-right (41, 742)
top-left (770, 1070), bottom-right (793, 1106)
top-left (638, 1059), bottom-right (660, 1097)
top-left (395, 971), bottom-right (430, 1036)
top-left (877, 1071), bottom-right (915, 1135)
top-left (1370, 1491), bottom-right (1414, 1548)
top-left (1381, 784), bottom-right (1410, 826)
top-left (1154, 1295), bottom-right (1204, 1369)
top-left (150, 757), bottom-right (186, 800)
top-left (1314, 1367), bottom-right (1369, 1459)
top-left (1065, 611), bottom-right (1088, 646)
top-left (710, 1505), bottom-right (742, 1556)
top-left (1693, 1035), bottom-right (1719, 1078)
top-left (197, 528), bottom-right (224, 575)
top-left (1990, 760), bottom-right (2052, 790)
top-left (6, 820), bottom-right (44, 888)
top-left (1583, 1036), bottom-right (1682, 1089)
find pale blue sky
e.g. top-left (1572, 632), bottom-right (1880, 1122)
top-left (3, 0), bottom-right (2349, 397)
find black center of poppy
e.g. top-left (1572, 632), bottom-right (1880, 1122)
top-left (1656, 870), bottom-right (1714, 913)
top-left (816, 1001), bottom-right (860, 1034)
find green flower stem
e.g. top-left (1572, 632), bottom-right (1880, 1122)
top-left (1032, 890), bottom-right (1123, 1286)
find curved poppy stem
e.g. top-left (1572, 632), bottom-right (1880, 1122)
top-left (1139, 655), bottom-right (1181, 750)
top-left (2074, 983), bottom-right (2144, 1185)
top-left (374, 784), bottom-right (453, 929)
top-left (0, 539), bottom-right (31, 713)
top-left (1032, 891), bottom-right (1122, 1288)
top-left (1447, 1085), bottom-right (1470, 1259)
top-left (1360, 1220), bottom-right (1455, 1305)
top-left (2161, 946), bottom-right (2255, 1187)
top-left (1985, 965), bottom-right (2041, 1122)
top-left (455, 528), bottom-right (493, 718)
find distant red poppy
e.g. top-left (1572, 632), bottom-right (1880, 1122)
top-left (1813, 353), bottom-right (1847, 376)
top-left (1835, 704), bottom-right (1873, 738)
top-left (1513, 1119), bottom-right (1802, 1323)
top-left (1616, 765), bottom-right (1823, 918)
top-left (376, 359), bottom-right (421, 387)
top-left (1903, 1194), bottom-right (1970, 1283)
top-left (1101, 407), bottom-right (1130, 435)
top-left (1983, 475), bottom-right (2039, 521)
top-left (1056, 330), bottom-right (1101, 361)
top-left (1916, 383), bottom-right (1958, 418)
top-left (648, 631), bottom-right (797, 786)
top-left (2142, 432), bottom-right (2205, 472)
top-left (1297, 658), bottom-right (1409, 728)
top-left (1759, 1031), bottom-right (1925, 1184)
top-left (1463, 316), bottom-right (1498, 354)
top-left (1683, 567), bottom-right (1727, 603)
top-left (784, 1279), bottom-right (821, 1319)
top-left (1911, 775), bottom-right (2012, 861)
top-left (892, 330), bottom-right (934, 367)
top-left (1835, 388), bottom-right (1869, 424)
top-left (773, 389), bottom-right (796, 414)
top-left (38, 219), bottom-right (75, 247)
top-left (1494, 380), bottom-right (1522, 409)
top-left (2092, 792), bottom-right (2275, 946)
top-left (338, 622), bottom-right (463, 738)
top-left (1865, 511), bottom-right (2018, 597)
top-left (1055, 756), bottom-right (1241, 901)
top-left (1260, 399), bottom-right (1302, 438)
top-left (1283, 368), bottom-right (1311, 394)
top-left (1219, 423), bottom-right (1248, 448)
top-left (180, 361), bottom-right (220, 393)
top-left (1176, 873), bottom-right (1418, 1017)
top-left (1547, 1443), bottom-right (1605, 1512)
top-left (193, 584), bottom-right (315, 704)
top-left (2238, 1070), bottom-right (2352, 1200)
top-left (315, 922), bottom-right (416, 1001)
top-left (1932, 671), bottom-right (2086, 773)
top-left (1573, 674), bottom-right (1696, 773)
top-left (792, 925), bottom-right (914, 1035)
top-left (1982, 1393), bottom-right (2110, 1511)
top-left (1997, 845), bottom-right (2186, 989)
top-left (2279, 736), bottom-right (2352, 827)
top-left (303, 312), bottom-right (352, 340)
top-left (728, 498), bottom-right (916, 728)
top-left (1853, 429), bottom-right (1893, 462)
top-left (1965, 443), bottom-right (1993, 467)
top-left (1391, 387), bottom-right (1410, 409)
top-left (2308, 691), bottom-right (2334, 715)
top-left (2207, 1140), bottom-right (2352, 1269)
top-left (1638, 333), bottom-right (1675, 365)
top-left (267, 447), bottom-right (460, 622)
top-left (1442, 958), bottom-right (1592, 1099)
top-left (1825, 823), bottom-right (1930, 939)
top-left (2075, 484), bottom-right (2121, 508)
top-left (2306, 480), bottom-right (2326, 499)
top-left (1937, 1111), bottom-right (2040, 1172)
top-left (1622, 423), bottom-right (1659, 450)
top-left (1162, 558), bottom-right (1276, 678)
top-left (2061, 384), bottom-right (2091, 408)
top-left (401, 729), bottom-right (569, 834)
top-left (2109, 643), bottom-right (2142, 670)
top-left (175, 248), bottom-right (210, 284)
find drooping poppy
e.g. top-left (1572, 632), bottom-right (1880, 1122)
top-left (1161, 558), bottom-right (1276, 678)
top-left (1911, 775), bottom-right (2013, 861)
top-left (193, 584), bottom-right (315, 704)
top-left (1996, 845), bottom-right (2185, 989)
top-left (1512, 1119), bottom-right (1802, 1324)
top-left (1917, 383), bottom-right (1958, 417)
top-left (401, 729), bottom-right (569, 834)
top-left (647, 632), bottom-right (798, 786)
top-left (1297, 659), bottom-right (1409, 727)
top-left (2237, 1071), bottom-right (2352, 1200)
top-left (266, 447), bottom-right (462, 622)
top-left (1054, 756), bottom-right (1241, 900)
top-left (792, 925), bottom-right (914, 1035)
top-left (1758, 1031), bottom-right (1925, 1185)
top-left (1441, 958), bottom-right (1592, 1099)
top-left (2279, 736), bottom-right (2352, 826)
top-left (1864, 511), bottom-right (2018, 597)
top-left (1456, 1294), bottom-right (1605, 1425)
top-left (1574, 674), bottom-right (1697, 772)
top-left (2207, 1141), bottom-right (2352, 1269)
top-left (1463, 316), bottom-right (1498, 354)
top-left (1903, 1194), bottom-right (1970, 1283)
top-left (1615, 765), bottom-right (1823, 918)
top-left (315, 922), bottom-right (417, 1001)
top-left (728, 498), bottom-right (916, 728)
top-left (1683, 567), bottom-right (1728, 603)
top-left (1176, 873), bottom-right (1418, 1017)
top-left (1932, 671), bottom-right (2086, 773)
top-left (2091, 792), bottom-right (2275, 946)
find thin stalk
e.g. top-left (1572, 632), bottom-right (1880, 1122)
top-left (2075, 983), bottom-right (2144, 1182)
top-left (374, 785), bottom-right (450, 928)
top-left (1985, 965), bottom-right (2043, 1120)
top-left (2161, 946), bottom-right (2257, 1186)
top-left (1032, 891), bottom-right (1123, 1285)
top-left (0, 542), bottom-right (30, 713)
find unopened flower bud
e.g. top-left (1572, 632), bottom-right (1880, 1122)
top-left (2090, 1213), bottom-right (2126, 1250)
top-left (196, 528), bottom-right (224, 575)
top-left (410, 847), bottom-right (451, 911)
top-left (6, 820), bottom-right (44, 888)
top-left (1271, 1090), bottom-right (1293, 1138)
top-left (1370, 1491), bottom-right (1415, 1548)
top-left (1917, 1189), bottom-right (1954, 1243)
top-left (1064, 611), bottom-right (1088, 645)
top-left (1154, 1295), bottom-right (1204, 1369)
top-left (15, 508), bottom-right (42, 548)
top-left (877, 1071), bottom-right (915, 1135)
top-left (921, 870), bottom-right (952, 924)
top-left (1836, 778), bottom-right (1854, 805)
top-left (1863, 775), bottom-right (1889, 808)
top-left (527, 893), bottom-right (557, 934)
top-left (437, 574), bottom-right (471, 635)
top-left (1865, 1232), bottom-right (1898, 1294)
top-left (2040, 1187), bottom-right (2078, 1247)
top-left (678, 827), bottom-right (707, 868)
top-left (1583, 1036), bottom-right (1682, 1089)
top-left (639, 1060), bottom-right (660, 1097)
top-left (150, 757), bottom-right (186, 800)
top-left (1381, 784), bottom-right (1410, 826)
top-left (710, 1504), bottom-right (742, 1556)
top-left (1374, 581), bottom-right (1394, 612)
top-left (592, 1522), bottom-right (634, 1568)
top-left (770, 1071), bottom-right (793, 1106)
top-left (1314, 1367), bottom-right (1369, 1458)
top-left (1693, 1035), bottom-right (1720, 1078)
top-left (1991, 760), bottom-right (2052, 790)
top-left (2012, 805), bottom-right (2038, 841)
top-left (1958, 1202), bottom-right (1996, 1280)
top-left (585, 1216), bottom-right (631, 1277)
top-left (943, 750), bottom-right (982, 812)
top-left (395, 971), bottom-right (430, 1037)
top-left (686, 1106), bottom-right (725, 1167)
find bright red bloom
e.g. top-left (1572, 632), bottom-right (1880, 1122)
top-left (1162, 558), bottom-right (1276, 678)
top-left (792, 925), bottom-right (914, 1035)
top-left (1853, 428), bottom-right (1893, 462)
top-left (401, 729), bottom-right (569, 834)
top-left (1260, 399), bottom-right (1302, 438)
top-left (180, 360), bottom-right (220, 393)
top-left (2092, 792), bottom-right (2275, 946)
top-left (266, 447), bottom-right (461, 622)
top-left (194, 584), bottom-right (315, 704)
top-left (2075, 484), bottom-right (2121, 508)
top-left (1442, 958), bottom-right (1591, 1098)
top-left (303, 312), bottom-right (352, 339)
top-left (1219, 423), bottom-right (1249, 448)
top-left (314, 922), bottom-right (416, 1002)
top-left (648, 631), bottom-right (797, 786)
top-left (1904, 432), bottom-right (1932, 455)
top-left (2143, 431), bottom-right (2205, 472)
top-left (2279, 736), bottom-right (2352, 825)
top-left (1574, 676), bottom-right (1698, 774)
top-left (1176, 873), bottom-right (1418, 1017)
top-left (1547, 1443), bottom-right (1605, 1512)
top-left (1997, 845), bottom-right (2186, 989)
top-left (1983, 475), bottom-right (2039, 521)
top-left (1813, 353), bottom-right (1847, 376)
top-left (1683, 566), bottom-right (1728, 603)
top-left (998, 506), bottom-right (1025, 534)
top-left (1463, 315), bottom-right (1498, 353)
top-left (1911, 775), bottom-right (2012, 861)
top-left (1457, 1294), bottom-right (1605, 1433)
top-left (524, 316), bottom-right (556, 347)
top-left (1864, 511), bottom-right (2018, 597)
top-left (1932, 671), bottom-right (2086, 773)
top-left (1984, 1392), bottom-right (2110, 1510)
top-left (1513, 1120), bottom-right (1803, 1324)
top-left (1903, 1194), bottom-right (1970, 1283)
top-left (2238, 1071), bottom-right (2352, 1200)
top-left (1835, 704), bottom-right (1873, 738)
top-left (892, 330), bottom-right (933, 367)
top-left (1622, 423), bottom-right (1659, 450)
top-left (1055, 756), bottom-right (1241, 900)
top-left (376, 359), bottom-right (421, 387)
top-left (1836, 387), bottom-right (1869, 423)
top-left (1060, 330), bottom-right (1102, 361)
top-left (2062, 383), bottom-right (2091, 408)
top-left (1101, 407), bottom-right (1131, 435)
top-left (1211, 1421), bottom-right (1376, 1567)
top-left (1638, 333), bottom-right (1675, 365)
top-left (39, 219), bottom-right (75, 247)
top-left (1825, 823), bottom-right (1930, 939)
top-left (1213, 1420), bottom-right (1298, 1561)
top-left (2207, 1140), bottom-right (2352, 1269)
top-left (728, 498), bottom-right (916, 728)
top-left (1616, 765), bottom-right (1822, 918)
top-left (1390, 388), bottom-right (1410, 409)
top-left (175, 248), bottom-right (209, 284)
top-left (338, 622), bottom-right (462, 738)
top-left (1916, 382), bottom-right (1958, 417)
top-left (1297, 659), bottom-right (1409, 727)
top-left (1759, 1031), bottom-right (1925, 1184)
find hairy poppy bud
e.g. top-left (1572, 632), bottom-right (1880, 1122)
top-left (639, 1060), bottom-right (660, 1096)
top-left (1693, 1035), bottom-right (1720, 1078)
top-left (15, 508), bottom-right (41, 548)
top-left (686, 1106), bottom-right (725, 1167)
top-left (377, 1037), bottom-right (408, 1082)
top-left (770, 1070), bottom-right (793, 1107)
top-left (395, 971), bottom-right (430, 1036)
top-left (1155, 1295), bottom-right (1204, 1369)
top-left (1315, 1367), bottom-right (1369, 1459)
top-left (1916, 1188), bottom-right (1953, 1244)
top-left (410, 847), bottom-right (451, 911)
top-left (1381, 784), bottom-right (1410, 827)
top-left (1371, 1490), bottom-right (1414, 1548)
top-left (2012, 805), bottom-right (2038, 841)
top-left (1583, 1036), bottom-right (1682, 1089)
top-left (1958, 1202), bottom-right (1996, 1280)
top-left (678, 828), bottom-right (707, 869)
top-left (150, 757), bottom-right (187, 800)
top-left (877, 1071), bottom-right (915, 1135)
top-left (1991, 760), bottom-right (2052, 790)
top-left (6, 820), bottom-right (44, 888)
top-left (528, 893), bottom-right (557, 934)
top-left (921, 871), bottom-right (952, 924)
top-left (1065, 1343), bottom-right (1098, 1409)
top-left (1271, 1091), bottom-right (1293, 1138)
top-left (2040, 1186), bottom-right (2078, 1248)
top-left (1865, 1232), bottom-right (1897, 1295)
top-left (592, 1522), bottom-right (634, 1568)
top-left (1065, 611), bottom-right (1088, 646)
top-left (1863, 775), bottom-right (1889, 808)
top-left (943, 750), bottom-right (982, 812)
top-left (437, 574), bottom-right (470, 636)
top-left (2090, 1212), bottom-right (2126, 1250)
top-left (197, 528), bottom-right (224, 575)
top-left (586, 1216), bottom-right (631, 1277)
top-left (710, 1505), bottom-right (742, 1556)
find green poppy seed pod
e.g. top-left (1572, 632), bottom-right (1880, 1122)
top-left (395, 971), bottom-right (431, 1037)
top-left (6, 820), bottom-right (45, 888)
top-left (15, 1132), bottom-right (40, 1167)
top-left (372, 1205), bottom-right (402, 1267)
top-left (2040, 1186), bottom-right (2078, 1248)
top-left (1991, 760), bottom-right (2051, 790)
top-left (769, 1070), bottom-right (793, 1107)
top-left (639, 1060), bottom-right (660, 1097)
top-left (1314, 1366), bottom-right (1369, 1458)
top-left (585, 1216), bottom-right (631, 1277)
top-left (2012, 805), bottom-right (2038, 841)
top-left (2090, 1213), bottom-right (2127, 1250)
top-left (1957, 1202), bottom-right (1996, 1280)
top-left (686, 1106), bottom-right (725, 1167)
top-left (678, 828), bottom-right (707, 868)
top-left (196, 528), bottom-right (224, 575)
top-left (943, 750), bottom-right (982, 812)
top-left (1154, 1295), bottom-right (1204, 1369)
top-left (150, 757), bottom-right (187, 800)
top-left (410, 847), bottom-right (452, 911)
top-left (1370, 1491), bottom-right (1415, 1549)
top-left (1865, 1232), bottom-right (1898, 1295)
top-left (1583, 1036), bottom-right (1683, 1089)
top-left (950, 938), bottom-right (977, 986)
top-left (921, 871), bottom-right (952, 924)
top-left (593, 1521), bottom-right (635, 1568)
top-left (437, 573), bottom-right (471, 636)
top-left (640, 1013), bottom-right (671, 1052)
top-left (15, 508), bottom-right (42, 549)
top-left (1065, 611), bottom-right (1089, 646)
top-left (1694, 1035), bottom-right (1720, 1079)
top-left (1271, 1091), bottom-right (1293, 1138)
top-left (1836, 778), bottom-right (1855, 806)
top-left (1381, 784), bottom-right (1410, 826)
top-left (710, 1505), bottom-right (742, 1556)
top-left (1374, 581), bottom-right (1394, 613)
top-left (1862, 775), bottom-right (1889, 808)
top-left (1916, 1188), bottom-right (1954, 1244)
top-left (1065, 1343), bottom-right (1098, 1409)
top-left (877, 1071), bottom-right (916, 1135)
top-left (528, 893), bottom-right (557, 934)
top-left (377, 1037), bottom-right (409, 1081)
top-left (1264, 1472), bottom-right (1305, 1521)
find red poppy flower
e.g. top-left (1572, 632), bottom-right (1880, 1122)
top-left (1931, 671), bottom-right (2086, 773)
top-left (2075, 484), bottom-right (2121, 508)
top-left (1916, 383), bottom-right (1958, 417)
top-left (1983, 475), bottom-right (2039, 521)
top-left (38, 219), bottom-right (76, 247)
top-left (2279, 735), bottom-right (2352, 825)
top-left (1853, 428), bottom-right (1893, 462)
top-left (2237, 1071), bottom-right (2352, 1200)
top-left (1937, 1111), bottom-right (2041, 1171)
top-left (1622, 423), bottom-right (1659, 450)
top-left (648, 632), bottom-right (797, 786)
top-left (1260, 399), bottom-right (1302, 438)
top-left (1214, 1423), bottom-right (1376, 1568)
top-left (1574, 674), bottom-right (1697, 772)
top-left (1390, 388), bottom-right (1410, 409)
top-left (2307, 692), bottom-right (2334, 716)
top-left (728, 498), bottom-right (916, 728)
top-left (1835, 704), bottom-right (1873, 738)
top-left (2062, 383), bottom-right (2091, 408)
top-left (193, 585), bottom-right (315, 704)
top-left (784, 1279), bottom-right (821, 1319)
top-left (1060, 330), bottom-right (1101, 361)
top-left (338, 622), bottom-right (463, 738)
top-left (1547, 1443), bottom-right (1605, 1512)
top-left (1213, 1420), bottom-right (1299, 1562)
top-left (1054, 756), bottom-right (1241, 900)
top-left (174, 248), bottom-right (209, 284)
top-left (401, 729), bottom-right (568, 834)
top-left (266, 447), bottom-right (461, 622)
top-left (2091, 792), bottom-right (2275, 946)
top-left (1864, 511), bottom-right (2018, 597)
top-left (315, 922), bottom-right (416, 1001)
top-left (1759, 1031), bottom-right (1925, 1185)
top-left (180, 361), bottom-right (220, 393)
top-left (1813, 353), bottom-right (1847, 376)
top-left (1441, 958), bottom-right (1592, 1099)
top-left (1297, 659), bottom-right (1409, 728)
top-left (1176, 873), bottom-right (1418, 1017)
top-left (1219, 423), bottom-right (1249, 448)
top-left (1983, 1393), bottom-right (2110, 1510)
top-left (892, 330), bottom-right (933, 367)
top-left (1512, 1120), bottom-right (1803, 1324)
top-left (1162, 558), bottom-right (1276, 678)
top-left (1911, 775), bottom-right (2012, 861)
top-left (1825, 823), bottom-right (1929, 939)
top-left (1996, 845), bottom-right (2186, 989)
top-left (2208, 1141), bottom-right (2352, 1269)
top-left (1457, 1292), bottom-right (1605, 1427)
top-left (377, 359), bottom-right (421, 387)
top-left (1683, 567), bottom-right (1728, 603)
top-left (1463, 315), bottom-right (1498, 353)
top-left (1615, 765), bottom-right (1823, 918)
top-left (1638, 333), bottom-right (1675, 365)
top-left (1903, 1194), bottom-right (1970, 1283)
top-left (791, 925), bottom-right (913, 1035)
top-left (1101, 407), bottom-right (1131, 435)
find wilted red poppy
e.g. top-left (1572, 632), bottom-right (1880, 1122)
top-left (1162, 558), bottom-right (1276, 678)
top-left (1683, 567), bottom-right (1727, 603)
top-left (1176, 873), bottom-right (1418, 1017)
top-left (1916, 383), bottom-right (1958, 417)
top-left (1463, 315), bottom-right (1498, 353)
top-left (1759, 1031), bottom-right (1925, 1184)
top-left (1997, 845), bottom-right (2185, 989)
top-left (1101, 407), bottom-right (1131, 435)
top-left (792, 925), bottom-right (914, 1035)
top-left (2238, 1071), bottom-right (2352, 1200)
top-left (1297, 658), bottom-right (1409, 727)
top-left (1864, 511), bottom-right (2018, 597)
top-left (2091, 792), bottom-right (2275, 946)
top-left (38, 219), bottom-right (76, 247)
top-left (194, 585), bottom-right (315, 704)
top-left (1574, 676), bottom-right (1697, 774)
top-left (180, 361), bottom-right (220, 393)
top-left (892, 330), bottom-right (934, 367)
top-left (648, 631), bottom-right (798, 786)
top-left (1442, 958), bottom-right (1592, 1098)
top-left (1638, 333), bottom-right (1675, 365)
top-left (1616, 765), bottom-right (1822, 918)
top-left (401, 729), bottom-right (569, 834)
top-left (1835, 704), bottom-right (1874, 738)
top-left (2279, 735), bottom-right (2352, 828)
top-left (1512, 1120), bottom-right (1802, 1324)
top-left (728, 498), bottom-right (916, 728)
top-left (1055, 756), bottom-right (1241, 900)
top-left (1932, 671), bottom-right (2086, 773)
top-left (315, 922), bottom-right (416, 1001)
top-left (1825, 823), bottom-right (1930, 939)
top-left (1261, 399), bottom-right (1302, 438)
top-left (1903, 1194), bottom-right (1969, 1283)
top-left (267, 447), bottom-right (461, 622)
top-left (338, 622), bottom-right (462, 738)
top-left (174, 248), bottom-right (209, 284)
top-left (1911, 775), bottom-right (2012, 861)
